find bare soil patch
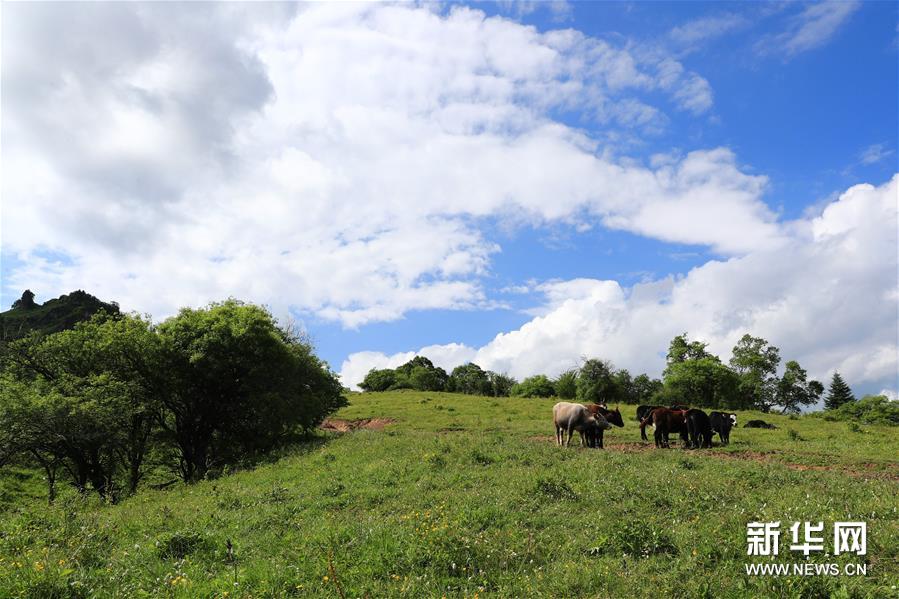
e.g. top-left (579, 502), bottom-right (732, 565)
top-left (320, 418), bottom-right (396, 432)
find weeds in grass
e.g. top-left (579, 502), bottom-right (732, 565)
top-left (533, 478), bottom-right (578, 501)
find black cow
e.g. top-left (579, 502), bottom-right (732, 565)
top-left (744, 419), bottom-right (777, 429)
top-left (685, 409), bottom-right (712, 448)
top-left (709, 411), bottom-right (737, 445)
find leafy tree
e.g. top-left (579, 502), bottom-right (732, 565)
top-left (0, 314), bottom-right (162, 499)
top-left (633, 374), bottom-right (663, 404)
top-left (662, 356), bottom-right (740, 409)
top-left (511, 375), bottom-right (555, 398)
top-left (486, 371), bottom-right (517, 397)
top-left (409, 365), bottom-right (449, 392)
top-left (576, 359), bottom-right (617, 404)
top-left (359, 368), bottom-right (397, 392)
top-left (664, 333), bottom-right (712, 377)
top-left (156, 300), bottom-right (344, 482)
top-left (824, 372), bottom-right (855, 410)
top-left (448, 362), bottom-right (491, 395)
top-left (776, 360), bottom-right (822, 414)
top-left (553, 369), bottom-right (578, 399)
top-left (612, 369), bottom-right (637, 404)
top-left (729, 334), bottom-right (781, 412)
top-left (10, 289), bottom-right (37, 310)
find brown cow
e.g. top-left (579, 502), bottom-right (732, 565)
top-left (646, 407), bottom-right (689, 448)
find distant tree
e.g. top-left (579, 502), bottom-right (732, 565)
top-left (449, 362), bottom-right (491, 395)
top-left (576, 359), bottom-right (617, 404)
top-left (633, 374), bottom-right (663, 404)
top-left (410, 364), bottom-right (449, 392)
top-left (824, 372), bottom-right (855, 410)
top-left (486, 371), bottom-right (517, 397)
top-left (729, 334), bottom-right (781, 411)
top-left (10, 289), bottom-right (37, 310)
top-left (662, 356), bottom-right (740, 408)
top-left (664, 333), bottom-right (713, 377)
top-left (612, 369), bottom-right (637, 404)
top-left (776, 360), bottom-right (821, 414)
top-left (359, 368), bottom-right (397, 392)
top-left (553, 370), bottom-right (578, 399)
top-left (511, 375), bottom-right (555, 398)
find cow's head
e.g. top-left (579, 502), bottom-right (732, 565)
top-left (605, 407), bottom-right (624, 428)
top-left (729, 413), bottom-right (737, 425)
top-left (590, 415), bottom-right (613, 431)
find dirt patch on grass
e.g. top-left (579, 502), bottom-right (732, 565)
top-left (320, 418), bottom-right (396, 432)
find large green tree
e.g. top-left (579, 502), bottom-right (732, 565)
top-left (824, 372), bottom-right (855, 410)
top-left (776, 360), bottom-right (822, 414)
top-left (729, 334), bottom-right (781, 411)
top-left (156, 300), bottom-right (344, 482)
top-left (632, 373), bottom-right (663, 404)
top-left (662, 356), bottom-right (740, 408)
top-left (576, 359), bottom-right (617, 404)
top-left (448, 363), bottom-right (491, 395)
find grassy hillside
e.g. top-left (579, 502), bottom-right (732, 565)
top-left (0, 290), bottom-right (120, 341)
top-left (0, 391), bottom-right (896, 598)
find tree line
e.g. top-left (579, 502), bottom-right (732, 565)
top-left (360, 333), bottom-right (862, 414)
top-left (0, 300), bottom-right (345, 502)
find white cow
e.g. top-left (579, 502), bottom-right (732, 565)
top-left (552, 402), bottom-right (612, 447)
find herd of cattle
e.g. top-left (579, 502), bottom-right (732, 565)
top-left (552, 402), bottom-right (740, 449)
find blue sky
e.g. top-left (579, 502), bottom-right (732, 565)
top-left (2, 1), bottom-right (897, 398)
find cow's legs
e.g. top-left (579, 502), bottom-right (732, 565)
top-left (566, 427), bottom-right (573, 447)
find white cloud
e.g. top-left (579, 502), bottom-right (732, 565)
top-left (669, 13), bottom-right (748, 47)
top-left (858, 142), bottom-right (894, 165)
top-left (341, 176), bottom-right (899, 392)
top-left (758, 1), bottom-right (860, 58)
top-left (3, 3), bottom-right (775, 327)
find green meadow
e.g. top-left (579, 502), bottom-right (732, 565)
top-left (0, 391), bottom-right (896, 598)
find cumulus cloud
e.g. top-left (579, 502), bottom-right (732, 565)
top-left (341, 176), bottom-right (898, 392)
top-left (3, 2), bottom-right (770, 327)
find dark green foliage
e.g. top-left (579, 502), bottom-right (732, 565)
top-left (824, 372), bottom-right (855, 410)
top-left (776, 360), bottom-right (822, 414)
top-left (511, 375), bottom-right (555, 398)
top-left (1, 289), bottom-right (120, 341)
top-left (612, 369), bottom-right (636, 403)
top-left (664, 333), bottom-right (712, 377)
top-left (157, 530), bottom-right (213, 560)
top-left (825, 395), bottom-right (899, 426)
top-left (485, 371), bottom-right (516, 397)
top-left (156, 300), bottom-right (345, 482)
top-left (661, 356), bottom-right (740, 409)
top-left (729, 334), bottom-right (780, 412)
top-left (448, 362), bottom-right (491, 395)
top-left (553, 369), bottom-right (577, 399)
top-left (576, 358), bottom-right (616, 404)
top-left (632, 374), bottom-right (663, 404)
top-left (0, 300), bottom-right (345, 496)
top-left (360, 368), bottom-right (398, 392)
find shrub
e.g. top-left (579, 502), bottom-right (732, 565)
top-left (827, 395), bottom-right (899, 426)
top-left (511, 375), bottom-right (555, 398)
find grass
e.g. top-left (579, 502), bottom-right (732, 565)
top-left (0, 391), bottom-right (896, 598)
